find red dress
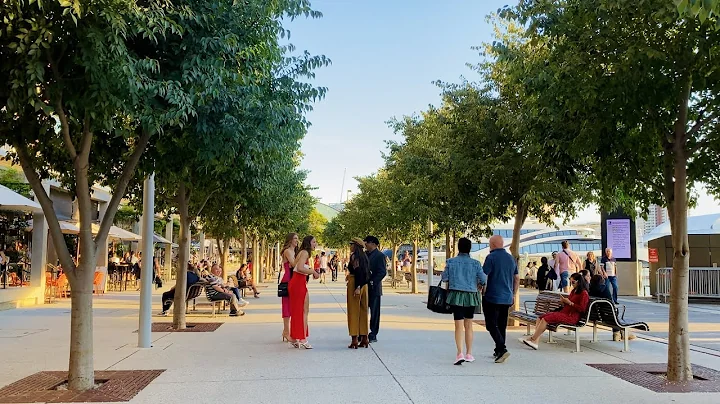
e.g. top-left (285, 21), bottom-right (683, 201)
top-left (288, 264), bottom-right (309, 340)
top-left (540, 290), bottom-right (589, 325)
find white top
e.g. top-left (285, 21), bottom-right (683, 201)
top-left (604, 260), bottom-right (616, 277)
top-left (320, 256), bottom-right (328, 268)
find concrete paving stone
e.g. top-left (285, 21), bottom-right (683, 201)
top-left (131, 376), bottom-right (411, 404)
top-left (2, 280), bottom-right (720, 403)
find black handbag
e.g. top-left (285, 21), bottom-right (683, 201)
top-left (277, 271), bottom-right (289, 297)
top-left (427, 280), bottom-right (452, 314)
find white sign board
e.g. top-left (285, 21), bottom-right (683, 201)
top-left (606, 218), bottom-right (632, 259)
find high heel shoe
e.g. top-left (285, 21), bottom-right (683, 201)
top-left (282, 332), bottom-right (289, 342)
top-left (289, 340), bottom-right (299, 348)
top-left (358, 335), bottom-right (369, 348)
top-left (348, 336), bottom-right (358, 349)
top-left (298, 340), bottom-right (313, 349)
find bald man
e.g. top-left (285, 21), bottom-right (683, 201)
top-left (482, 235), bottom-right (519, 363)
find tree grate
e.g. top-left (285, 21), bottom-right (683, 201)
top-left (587, 363), bottom-right (720, 393)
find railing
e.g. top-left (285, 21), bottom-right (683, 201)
top-left (656, 267), bottom-right (720, 303)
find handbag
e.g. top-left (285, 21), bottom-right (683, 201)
top-left (427, 279), bottom-right (452, 314)
top-left (277, 271), bottom-right (289, 297)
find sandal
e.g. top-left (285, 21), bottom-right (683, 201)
top-left (358, 335), bottom-right (369, 348)
top-left (348, 336), bottom-right (358, 349)
top-left (298, 340), bottom-right (313, 349)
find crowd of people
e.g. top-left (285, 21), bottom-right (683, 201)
top-left (158, 258), bottom-right (260, 317)
top-left (279, 233), bottom-right (386, 350)
top-left (525, 243), bottom-right (620, 305)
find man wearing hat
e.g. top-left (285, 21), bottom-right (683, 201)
top-left (364, 235), bottom-right (386, 343)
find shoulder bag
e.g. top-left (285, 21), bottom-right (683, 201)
top-left (277, 268), bottom-right (289, 297)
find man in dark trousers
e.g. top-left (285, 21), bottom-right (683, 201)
top-left (159, 263), bottom-right (201, 316)
top-left (482, 235), bottom-right (519, 363)
top-left (364, 235), bottom-right (387, 343)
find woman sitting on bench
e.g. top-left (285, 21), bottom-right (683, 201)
top-left (236, 264), bottom-right (260, 298)
top-left (521, 272), bottom-right (589, 350)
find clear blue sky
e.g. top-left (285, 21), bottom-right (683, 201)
top-left (287, 0), bottom-right (509, 202)
top-left (286, 0), bottom-right (718, 222)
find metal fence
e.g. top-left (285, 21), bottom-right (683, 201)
top-left (656, 267), bottom-right (720, 303)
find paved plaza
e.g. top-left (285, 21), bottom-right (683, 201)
top-left (1, 280), bottom-right (720, 403)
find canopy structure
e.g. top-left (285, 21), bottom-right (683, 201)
top-left (0, 184), bottom-right (41, 212)
top-left (26, 219), bottom-right (79, 234)
top-left (153, 233), bottom-right (177, 247)
top-left (643, 213), bottom-right (720, 243)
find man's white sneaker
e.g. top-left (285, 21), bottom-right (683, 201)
top-left (239, 299), bottom-right (249, 307)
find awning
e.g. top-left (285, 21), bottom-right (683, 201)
top-left (0, 184), bottom-right (41, 212)
top-left (153, 233), bottom-right (177, 247)
top-left (26, 219), bottom-right (80, 234)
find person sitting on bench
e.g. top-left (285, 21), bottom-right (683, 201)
top-left (205, 264), bottom-right (245, 316)
top-left (159, 263), bottom-right (201, 316)
top-left (588, 274), bottom-right (635, 341)
top-left (236, 264), bottom-right (260, 298)
top-left (520, 272), bottom-right (589, 350)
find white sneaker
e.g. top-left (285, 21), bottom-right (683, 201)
top-left (521, 338), bottom-right (538, 350)
top-left (238, 299), bottom-right (249, 307)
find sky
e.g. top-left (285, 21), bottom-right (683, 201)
top-left (286, 0), bottom-right (718, 224)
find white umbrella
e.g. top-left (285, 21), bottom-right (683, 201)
top-left (26, 219), bottom-right (80, 234)
top-left (0, 184), bottom-right (41, 212)
top-left (91, 223), bottom-right (142, 241)
top-left (153, 233), bottom-right (177, 246)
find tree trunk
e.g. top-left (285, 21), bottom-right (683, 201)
top-left (172, 184), bottom-right (190, 330)
top-left (666, 81), bottom-right (693, 381)
top-left (509, 204), bottom-right (528, 326)
top-left (392, 244), bottom-right (399, 279)
top-left (445, 231), bottom-right (451, 260)
top-left (411, 239), bottom-right (419, 293)
top-left (67, 257), bottom-right (96, 390)
top-left (219, 238), bottom-right (229, 280)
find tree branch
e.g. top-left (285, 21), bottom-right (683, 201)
top-left (95, 130), bottom-right (152, 251)
top-left (54, 97), bottom-right (77, 160)
top-left (194, 188), bottom-right (220, 218)
top-left (687, 110), bottom-right (718, 140)
top-left (12, 132), bottom-right (76, 275)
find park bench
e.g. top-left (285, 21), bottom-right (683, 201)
top-left (228, 275), bottom-right (253, 298)
top-left (589, 298), bottom-right (649, 352)
top-left (202, 286), bottom-right (228, 318)
top-left (404, 272), bottom-right (412, 287)
top-left (183, 283), bottom-right (205, 314)
top-left (510, 291), bottom-right (619, 352)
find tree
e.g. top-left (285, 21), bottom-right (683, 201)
top-left (128, 0), bottom-right (327, 330)
top-left (676, 0), bottom-right (720, 23)
top-left (0, 0), bottom-right (188, 390)
top-left (307, 209), bottom-right (328, 245)
top-left (513, 0), bottom-right (720, 381)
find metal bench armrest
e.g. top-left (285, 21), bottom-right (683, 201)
top-left (523, 300), bottom-right (537, 314)
top-left (619, 305), bottom-right (626, 320)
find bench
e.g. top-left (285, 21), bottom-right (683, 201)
top-left (510, 291), bottom-right (618, 352)
top-left (404, 272), bottom-right (412, 287)
top-left (228, 275), bottom-right (253, 298)
top-left (590, 298), bottom-right (649, 352)
top-left (183, 283), bottom-right (205, 314)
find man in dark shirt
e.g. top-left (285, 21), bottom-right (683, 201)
top-left (482, 235), bottom-right (519, 363)
top-left (364, 235), bottom-right (387, 343)
top-left (159, 264), bottom-right (201, 316)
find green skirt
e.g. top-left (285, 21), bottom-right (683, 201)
top-left (446, 290), bottom-right (480, 307)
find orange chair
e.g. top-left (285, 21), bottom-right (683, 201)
top-left (45, 272), bottom-right (57, 302)
top-left (56, 274), bottom-right (69, 298)
top-left (92, 271), bottom-right (104, 295)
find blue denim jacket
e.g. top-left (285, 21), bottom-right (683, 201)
top-left (441, 253), bottom-right (487, 292)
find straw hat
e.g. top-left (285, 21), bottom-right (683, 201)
top-left (350, 237), bottom-right (366, 247)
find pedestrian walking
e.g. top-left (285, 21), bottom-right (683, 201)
top-left (364, 235), bottom-right (386, 343)
top-left (441, 238), bottom-right (486, 365)
top-left (482, 235), bottom-right (519, 363)
top-left (554, 241), bottom-right (582, 293)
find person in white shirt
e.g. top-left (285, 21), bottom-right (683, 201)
top-left (319, 251), bottom-right (328, 284)
top-left (547, 252), bottom-right (559, 290)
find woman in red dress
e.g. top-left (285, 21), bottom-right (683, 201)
top-left (281, 233), bottom-right (299, 342)
top-left (288, 235), bottom-right (319, 349)
top-left (521, 272), bottom-right (589, 350)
